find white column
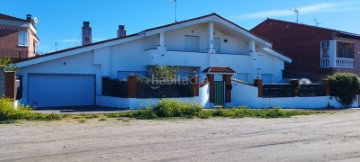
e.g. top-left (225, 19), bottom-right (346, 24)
top-left (208, 22), bottom-right (214, 54)
top-left (329, 40), bottom-right (337, 67)
top-left (157, 32), bottom-right (167, 56)
top-left (159, 32), bottom-right (165, 47)
top-left (249, 40), bottom-right (256, 53)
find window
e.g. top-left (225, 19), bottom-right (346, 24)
top-left (34, 41), bottom-right (38, 54)
top-left (18, 31), bottom-right (28, 46)
top-left (337, 41), bottom-right (354, 58)
top-left (184, 35), bottom-right (200, 52)
top-left (321, 41), bottom-right (329, 57)
top-left (214, 37), bottom-right (221, 53)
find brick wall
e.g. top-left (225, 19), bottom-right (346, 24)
top-left (251, 19), bottom-right (335, 75)
top-left (4, 71), bottom-right (16, 99)
top-left (0, 27), bottom-right (38, 60)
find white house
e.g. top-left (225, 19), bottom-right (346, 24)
top-left (17, 13), bottom-right (293, 109)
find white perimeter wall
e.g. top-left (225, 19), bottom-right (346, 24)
top-left (97, 83), bottom-right (211, 109)
top-left (230, 81), bottom-right (358, 109)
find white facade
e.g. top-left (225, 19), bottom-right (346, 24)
top-left (17, 13), bottom-right (292, 109)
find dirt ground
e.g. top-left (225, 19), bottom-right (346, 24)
top-left (1, 110), bottom-right (360, 162)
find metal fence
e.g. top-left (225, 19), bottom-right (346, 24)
top-left (137, 80), bottom-right (194, 98)
top-left (262, 83), bottom-right (326, 98)
top-left (102, 77), bottom-right (128, 98)
top-left (298, 84), bottom-right (326, 97)
top-left (263, 84), bottom-right (294, 98)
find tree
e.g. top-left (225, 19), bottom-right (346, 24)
top-left (148, 65), bottom-right (178, 80)
top-left (0, 57), bottom-right (19, 73)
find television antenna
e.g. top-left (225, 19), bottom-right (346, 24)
top-left (311, 18), bottom-right (321, 26)
top-left (293, 8), bottom-right (299, 23)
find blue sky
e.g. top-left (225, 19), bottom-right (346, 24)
top-left (1, 0), bottom-right (360, 53)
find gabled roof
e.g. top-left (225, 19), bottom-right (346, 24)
top-left (0, 13), bottom-right (28, 22)
top-left (254, 18), bottom-right (360, 40)
top-left (202, 67), bottom-right (236, 74)
top-left (18, 13), bottom-right (291, 67)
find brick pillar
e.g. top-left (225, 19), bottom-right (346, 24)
top-left (223, 75), bottom-right (232, 102)
top-left (321, 79), bottom-right (330, 96)
top-left (207, 74), bottom-right (215, 103)
top-left (4, 71), bottom-right (16, 99)
top-left (127, 75), bottom-right (137, 98)
top-left (0, 67), bottom-right (4, 98)
top-left (191, 76), bottom-right (199, 96)
top-left (254, 79), bottom-right (263, 97)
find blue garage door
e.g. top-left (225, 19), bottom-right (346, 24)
top-left (28, 74), bottom-right (95, 107)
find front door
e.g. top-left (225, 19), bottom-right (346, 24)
top-left (214, 81), bottom-right (225, 106)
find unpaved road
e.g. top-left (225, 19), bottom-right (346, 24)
top-left (1, 111), bottom-right (360, 162)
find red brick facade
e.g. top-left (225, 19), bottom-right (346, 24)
top-left (0, 14), bottom-right (39, 61)
top-left (251, 19), bottom-right (360, 76)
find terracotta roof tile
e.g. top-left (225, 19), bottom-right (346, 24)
top-left (202, 67), bottom-right (236, 74)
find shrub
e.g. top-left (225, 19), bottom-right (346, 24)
top-left (328, 73), bottom-right (360, 106)
top-left (289, 79), bottom-right (301, 89)
top-left (153, 99), bottom-right (202, 118)
top-left (0, 98), bottom-right (61, 121)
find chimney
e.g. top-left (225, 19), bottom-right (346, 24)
top-left (26, 14), bottom-right (32, 22)
top-left (82, 21), bottom-right (92, 45)
top-left (117, 25), bottom-right (126, 38)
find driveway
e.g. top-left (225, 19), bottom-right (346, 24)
top-left (1, 110), bottom-right (360, 161)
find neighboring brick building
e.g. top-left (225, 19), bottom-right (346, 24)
top-left (0, 13), bottom-right (39, 61)
top-left (251, 18), bottom-right (360, 78)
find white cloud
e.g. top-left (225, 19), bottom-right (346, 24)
top-left (232, 2), bottom-right (360, 20)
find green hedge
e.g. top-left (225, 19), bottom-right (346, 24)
top-left (328, 73), bottom-right (360, 106)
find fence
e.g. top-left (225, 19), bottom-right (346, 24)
top-left (102, 77), bottom-right (128, 98)
top-left (262, 83), bottom-right (326, 98)
top-left (137, 80), bottom-right (194, 98)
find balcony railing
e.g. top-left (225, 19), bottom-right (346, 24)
top-left (321, 57), bottom-right (354, 68)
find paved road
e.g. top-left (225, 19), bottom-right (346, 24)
top-left (1, 110), bottom-right (360, 162)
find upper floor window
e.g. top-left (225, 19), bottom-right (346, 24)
top-left (337, 41), bottom-right (354, 58)
top-left (18, 31), bottom-right (28, 46)
top-left (184, 35), bottom-right (200, 52)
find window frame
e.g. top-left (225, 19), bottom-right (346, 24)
top-left (18, 31), bottom-right (29, 46)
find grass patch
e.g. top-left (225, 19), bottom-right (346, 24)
top-left (78, 119), bottom-right (86, 123)
top-left (0, 98), bottom-right (62, 123)
top-left (104, 100), bottom-right (321, 120)
top-left (1, 98), bottom-right (323, 123)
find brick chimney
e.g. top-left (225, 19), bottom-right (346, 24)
top-left (26, 14), bottom-right (32, 22)
top-left (82, 21), bottom-right (92, 45)
top-left (117, 25), bottom-right (126, 38)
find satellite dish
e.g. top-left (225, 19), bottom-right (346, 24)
top-left (33, 17), bottom-right (39, 23)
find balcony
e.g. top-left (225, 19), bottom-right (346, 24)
top-left (320, 57), bottom-right (354, 68)
top-left (320, 40), bottom-right (354, 68)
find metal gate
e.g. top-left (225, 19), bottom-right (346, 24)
top-left (214, 81), bottom-right (225, 106)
